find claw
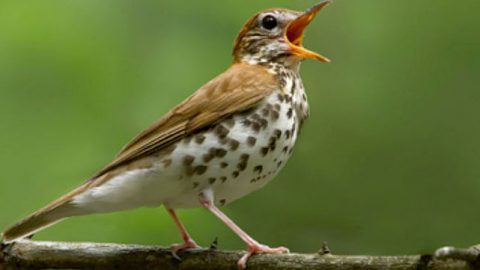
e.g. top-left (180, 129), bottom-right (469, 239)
top-left (170, 239), bottom-right (200, 261)
top-left (237, 243), bottom-right (289, 269)
top-left (170, 250), bottom-right (182, 261)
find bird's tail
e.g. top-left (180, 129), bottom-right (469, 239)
top-left (2, 206), bottom-right (69, 243)
top-left (2, 200), bottom-right (82, 243)
top-left (1, 186), bottom-right (91, 243)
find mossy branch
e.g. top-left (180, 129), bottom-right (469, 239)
top-left (0, 240), bottom-right (478, 270)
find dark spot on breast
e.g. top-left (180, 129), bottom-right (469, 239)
top-left (209, 177), bottom-right (216, 184)
top-left (285, 95), bottom-right (292, 103)
top-left (274, 104), bottom-right (281, 111)
top-left (220, 176), bottom-right (227, 182)
top-left (237, 160), bottom-right (247, 171)
top-left (183, 155), bottom-right (195, 166)
top-left (229, 139), bottom-right (239, 151)
top-left (225, 116), bottom-right (235, 127)
top-left (193, 182), bottom-right (199, 188)
top-left (261, 108), bottom-right (270, 117)
top-left (302, 93), bottom-right (307, 101)
top-left (285, 130), bottom-right (291, 139)
top-left (232, 171), bottom-right (240, 178)
top-left (260, 147), bottom-right (269, 156)
top-left (277, 161), bottom-right (283, 168)
top-left (203, 152), bottom-right (215, 163)
top-left (195, 165), bottom-right (208, 175)
top-left (240, 153), bottom-right (250, 161)
top-left (219, 199), bottom-right (226, 206)
top-left (214, 124), bottom-right (229, 139)
top-left (254, 165), bottom-right (263, 174)
top-left (242, 119), bottom-right (252, 127)
top-left (251, 122), bottom-right (261, 132)
top-left (291, 79), bottom-right (297, 94)
top-left (282, 146), bottom-right (288, 153)
top-left (271, 110), bottom-right (279, 121)
top-left (195, 134), bottom-right (206, 144)
top-left (183, 136), bottom-right (192, 144)
top-left (269, 137), bottom-right (277, 151)
top-left (286, 108), bottom-right (293, 119)
top-left (247, 136), bottom-right (257, 146)
top-left (220, 162), bottom-right (228, 168)
top-left (277, 93), bottom-right (285, 102)
top-left (215, 148), bottom-right (227, 157)
top-left (273, 129), bottom-right (282, 139)
top-left (251, 113), bottom-right (261, 121)
top-left (259, 118), bottom-right (268, 129)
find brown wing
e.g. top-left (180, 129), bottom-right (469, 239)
top-left (91, 62), bottom-right (278, 179)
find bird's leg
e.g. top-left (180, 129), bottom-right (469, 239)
top-left (165, 208), bottom-right (199, 258)
top-left (199, 194), bottom-right (289, 269)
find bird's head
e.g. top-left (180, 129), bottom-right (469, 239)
top-left (233, 1), bottom-right (331, 68)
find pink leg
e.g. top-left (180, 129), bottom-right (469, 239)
top-left (199, 195), bottom-right (289, 269)
top-left (166, 208), bottom-right (199, 258)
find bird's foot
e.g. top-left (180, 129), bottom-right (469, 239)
top-left (237, 243), bottom-right (289, 269)
top-left (170, 239), bottom-right (200, 260)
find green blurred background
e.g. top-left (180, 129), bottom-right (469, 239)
top-left (1, 0), bottom-right (480, 255)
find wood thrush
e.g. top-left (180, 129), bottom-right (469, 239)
top-left (2, 1), bottom-right (332, 269)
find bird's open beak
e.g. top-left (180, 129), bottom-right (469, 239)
top-left (285, 0), bottom-right (331, 62)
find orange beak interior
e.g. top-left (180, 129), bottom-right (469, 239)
top-left (285, 1), bottom-right (331, 62)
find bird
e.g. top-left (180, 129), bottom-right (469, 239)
top-left (2, 1), bottom-right (332, 269)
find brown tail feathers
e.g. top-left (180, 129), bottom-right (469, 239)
top-left (1, 202), bottom-right (79, 243)
top-left (1, 183), bottom-right (94, 243)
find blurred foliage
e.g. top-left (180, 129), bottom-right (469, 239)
top-left (1, 0), bottom-right (480, 255)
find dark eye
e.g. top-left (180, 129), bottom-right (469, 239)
top-left (262, 15), bottom-right (277, 30)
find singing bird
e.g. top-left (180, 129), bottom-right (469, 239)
top-left (2, 1), bottom-right (332, 268)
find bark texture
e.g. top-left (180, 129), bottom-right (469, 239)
top-left (0, 240), bottom-right (478, 270)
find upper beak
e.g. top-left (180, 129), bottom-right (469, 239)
top-left (285, 0), bottom-right (331, 62)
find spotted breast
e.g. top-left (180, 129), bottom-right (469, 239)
top-left (72, 64), bottom-right (308, 211)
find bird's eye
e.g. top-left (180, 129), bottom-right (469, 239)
top-left (261, 15), bottom-right (277, 30)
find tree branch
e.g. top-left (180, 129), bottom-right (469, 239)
top-left (434, 245), bottom-right (480, 269)
top-left (0, 240), bottom-right (476, 270)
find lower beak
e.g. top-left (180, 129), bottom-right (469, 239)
top-left (285, 0), bottom-right (331, 62)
